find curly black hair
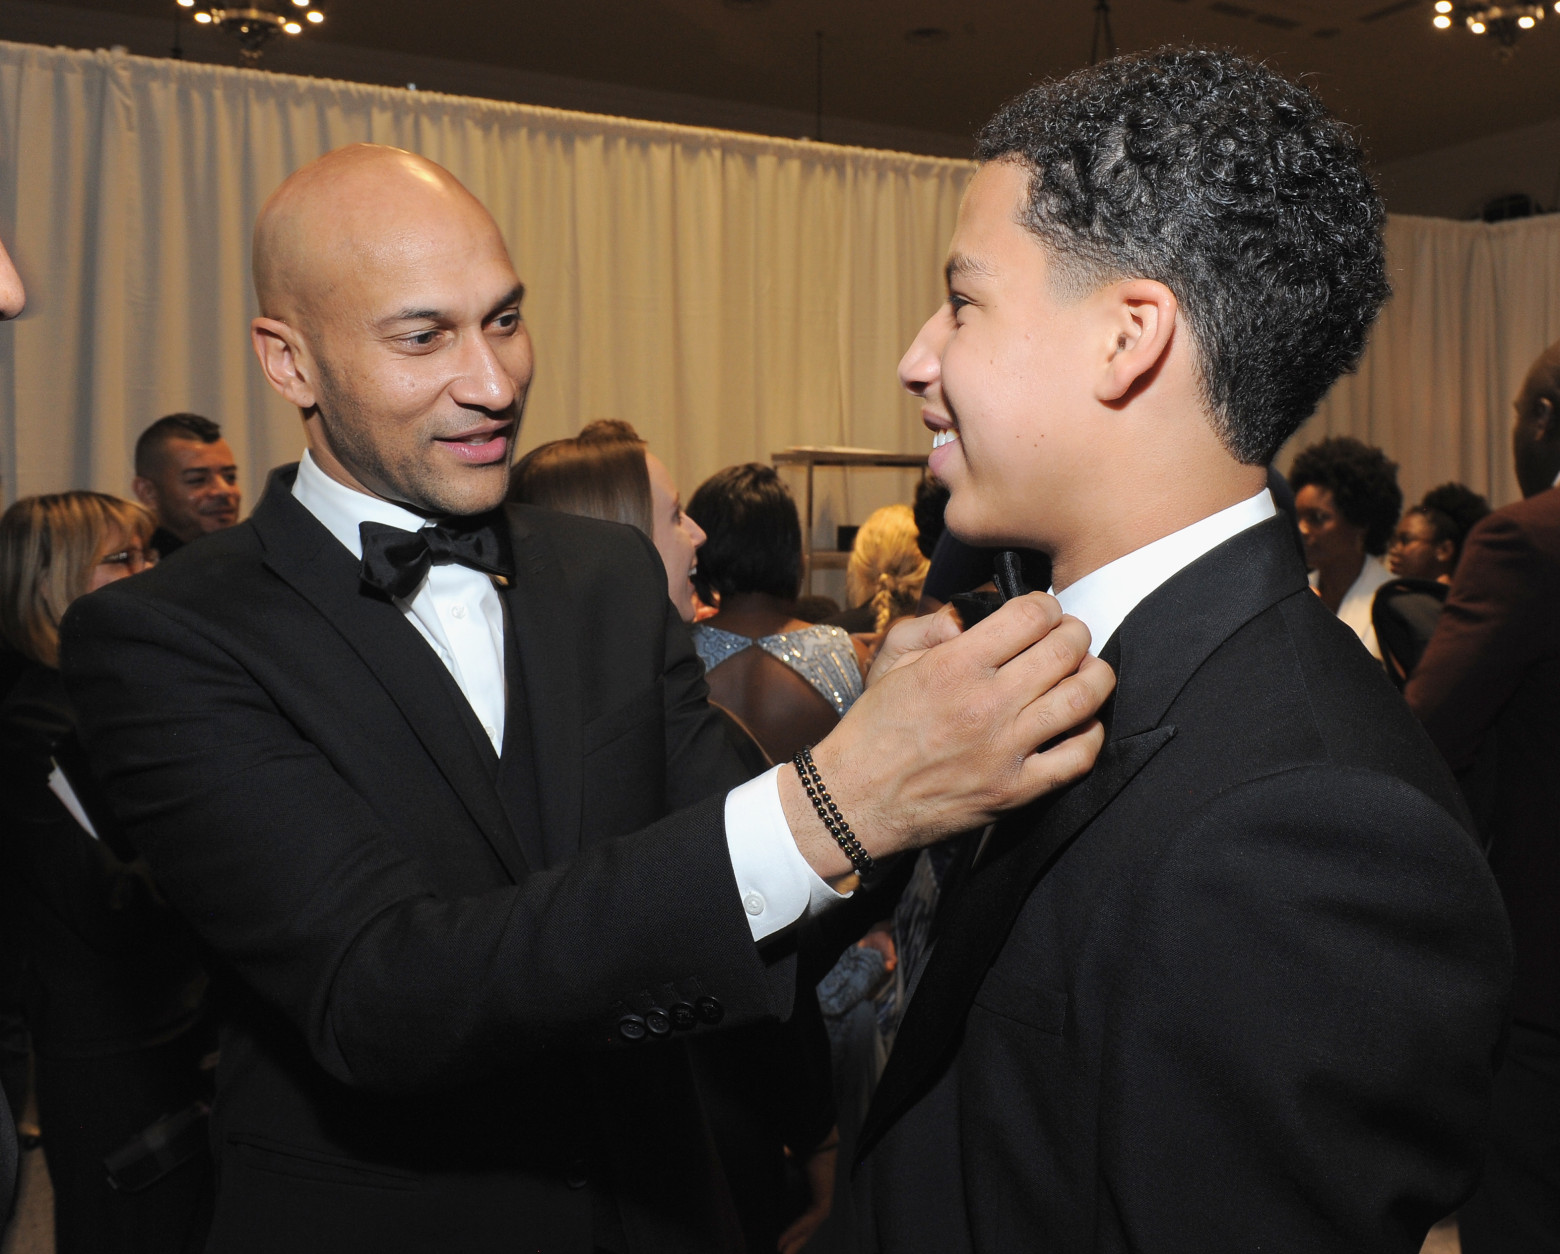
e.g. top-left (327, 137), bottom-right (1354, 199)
top-left (1287, 436), bottom-right (1402, 556)
top-left (686, 463), bottom-right (804, 603)
top-left (976, 48), bottom-right (1388, 466)
top-left (1414, 482), bottom-right (1490, 566)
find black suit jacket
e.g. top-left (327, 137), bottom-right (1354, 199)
top-left (1407, 485), bottom-right (1560, 1035)
top-left (861, 516), bottom-right (1511, 1253)
top-left (59, 467), bottom-right (794, 1254)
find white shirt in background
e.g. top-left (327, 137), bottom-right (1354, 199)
top-left (1309, 552), bottom-right (1393, 660)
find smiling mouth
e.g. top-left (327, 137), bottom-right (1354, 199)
top-left (931, 430), bottom-right (959, 449)
top-left (435, 423), bottom-right (514, 465)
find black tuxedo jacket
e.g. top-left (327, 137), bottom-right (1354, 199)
top-left (861, 517), bottom-right (1512, 1253)
top-left (1407, 485), bottom-right (1560, 1036)
top-left (59, 467), bottom-right (793, 1254)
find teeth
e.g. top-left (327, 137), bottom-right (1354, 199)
top-left (931, 430), bottom-right (958, 450)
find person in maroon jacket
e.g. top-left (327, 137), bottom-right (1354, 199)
top-left (1407, 338), bottom-right (1560, 1254)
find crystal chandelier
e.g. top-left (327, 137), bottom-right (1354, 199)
top-left (177, 0), bottom-right (324, 65)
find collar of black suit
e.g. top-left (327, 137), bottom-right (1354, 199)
top-left (856, 514), bottom-right (1312, 1163)
top-left (1100, 513), bottom-right (1310, 738)
top-left (247, 465), bottom-right (586, 881)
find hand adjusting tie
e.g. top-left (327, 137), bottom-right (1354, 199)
top-left (793, 745), bottom-right (875, 878)
top-left (359, 517), bottom-right (513, 600)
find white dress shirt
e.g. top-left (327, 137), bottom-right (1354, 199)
top-left (294, 452), bottom-right (509, 752)
top-left (1308, 552), bottom-right (1393, 660)
top-left (1056, 488), bottom-right (1278, 654)
top-left (291, 450), bottom-right (832, 943)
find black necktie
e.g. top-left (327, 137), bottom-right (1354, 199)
top-left (358, 517), bottom-right (513, 600)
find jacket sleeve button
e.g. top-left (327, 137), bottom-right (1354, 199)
top-left (645, 1007), bottom-right (672, 1036)
top-left (617, 1014), bottom-right (647, 1042)
top-left (669, 1002), bottom-right (697, 1031)
top-left (694, 995), bottom-right (724, 1025)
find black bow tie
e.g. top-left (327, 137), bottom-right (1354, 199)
top-left (358, 517), bottom-right (513, 600)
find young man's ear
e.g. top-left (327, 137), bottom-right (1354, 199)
top-left (1096, 279), bottom-right (1178, 404)
top-left (251, 317), bottom-right (319, 411)
top-left (130, 477), bottom-right (159, 511)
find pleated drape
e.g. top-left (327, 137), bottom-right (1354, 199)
top-left (0, 42), bottom-right (965, 527)
top-left (1289, 213), bottom-right (1560, 508)
top-left (4, 40), bottom-right (1560, 522)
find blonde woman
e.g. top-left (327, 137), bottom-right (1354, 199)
top-left (0, 492), bottom-right (212, 1254)
top-left (843, 504), bottom-right (931, 635)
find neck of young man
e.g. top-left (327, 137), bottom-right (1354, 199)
top-left (1045, 463), bottom-right (1268, 594)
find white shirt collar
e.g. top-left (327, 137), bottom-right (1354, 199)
top-left (1054, 488), bottom-right (1277, 656)
top-left (292, 449), bottom-right (432, 560)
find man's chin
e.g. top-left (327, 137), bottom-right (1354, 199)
top-left (419, 466), bottom-right (512, 517)
top-left (944, 498), bottom-right (1029, 551)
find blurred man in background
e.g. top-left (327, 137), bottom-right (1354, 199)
top-left (132, 413), bottom-right (241, 558)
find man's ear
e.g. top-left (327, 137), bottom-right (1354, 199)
top-left (1536, 396), bottom-right (1556, 441)
top-left (251, 317), bottom-right (318, 410)
top-left (1096, 279), bottom-right (1177, 404)
top-left (130, 476), bottom-right (158, 511)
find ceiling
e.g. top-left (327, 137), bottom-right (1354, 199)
top-left (28, 0), bottom-right (1560, 166)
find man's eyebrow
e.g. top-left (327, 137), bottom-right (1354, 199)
top-left (945, 253), bottom-right (996, 286)
top-left (380, 307), bottom-right (443, 326)
top-left (486, 284), bottom-right (525, 319)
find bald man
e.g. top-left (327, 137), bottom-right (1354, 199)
top-left (57, 144), bottom-right (1112, 1253)
top-left (1408, 340), bottom-right (1560, 1253)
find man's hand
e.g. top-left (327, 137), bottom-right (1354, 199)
top-left (864, 604), bottom-right (964, 684)
top-left (781, 593), bottom-right (1114, 881)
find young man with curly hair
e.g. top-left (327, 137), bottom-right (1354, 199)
top-left (856, 48), bottom-right (1512, 1253)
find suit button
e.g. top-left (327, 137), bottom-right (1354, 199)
top-left (669, 1002), bottom-right (697, 1031)
top-left (695, 996), bottom-right (724, 1025)
top-left (565, 1160), bottom-right (588, 1189)
top-left (645, 1007), bottom-right (672, 1036)
top-left (617, 1014), bottom-right (647, 1042)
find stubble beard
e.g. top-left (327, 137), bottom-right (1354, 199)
top-left (312, 358), bottom-right (518, 518)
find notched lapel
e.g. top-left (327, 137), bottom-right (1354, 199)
top-left (250, 475), bottom-right (529, 883)
top-left (858, 724), bottom-right (1175, 1163)
top-left (501, 508), bottom-right (584, 860)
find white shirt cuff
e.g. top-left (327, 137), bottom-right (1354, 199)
top-left (724, 765), bottom-right (851, 942)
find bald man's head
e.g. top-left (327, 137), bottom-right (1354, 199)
top-left (1514, 338), bottom-right (1560, 499)
top-left (253, 144), bottom-right (492, 326)
top-left (249, 144), bottom-right (532, 516)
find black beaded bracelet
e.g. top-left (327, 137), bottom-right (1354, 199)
top-left (793, 746), bottom-right (876, 878)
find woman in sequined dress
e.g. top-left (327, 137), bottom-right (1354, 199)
top-left (686, 463), bottom-right (867, 765)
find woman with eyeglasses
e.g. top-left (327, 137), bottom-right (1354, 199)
top-left (0, 492), bottom-right (212, 1254)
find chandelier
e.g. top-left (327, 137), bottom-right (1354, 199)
top-left (177, 0), bottom-right (324, 65)
top-left (1432, 0), bottom-right (1555, 47)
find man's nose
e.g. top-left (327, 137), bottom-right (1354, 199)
top-left (0, 237), bottom-right (26, 321)
top-left (898, 309), bottom-right (947, 396)
top-left (452, 331), bottom-right (522, 410)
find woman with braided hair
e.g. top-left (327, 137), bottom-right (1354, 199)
top-left (844, 505), bottom-right (930, 635)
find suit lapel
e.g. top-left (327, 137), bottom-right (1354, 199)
top-left (250, 469), bottom-right (530, 883)
top-left (858, 723), bottom-right (1173, 1160)
top-left (858, 515), bottom-right (1313, 1162)
top-left (499, 505), bottom-right (584, 862)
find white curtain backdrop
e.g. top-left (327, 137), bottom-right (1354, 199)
top-left (3, 40), bottom-right (1559, 531)
top-left (1289, 212), bottom-right (1560, 509)
top-left (0, 41), bottom-right (965, 532)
